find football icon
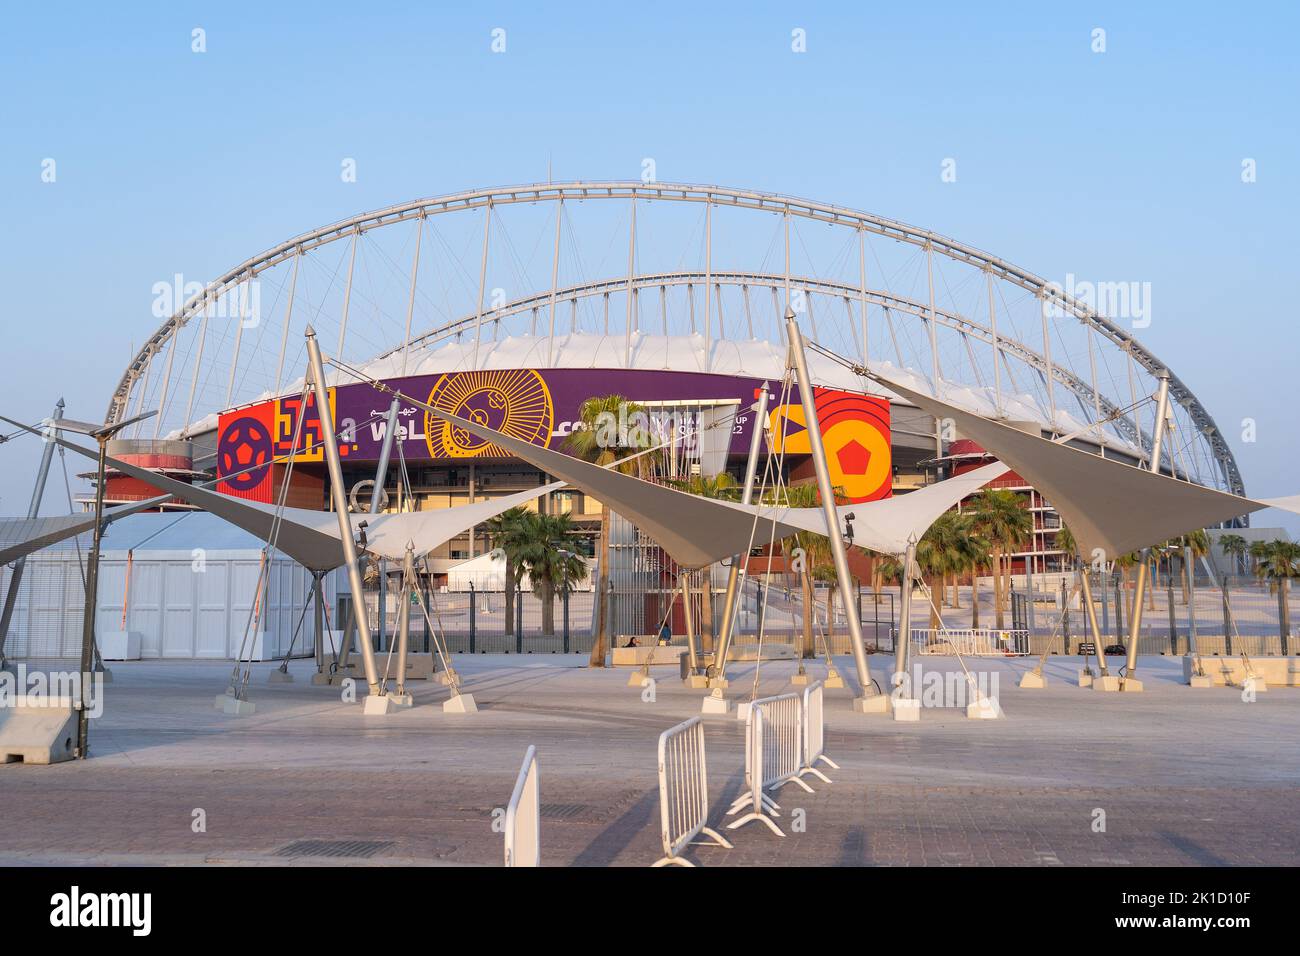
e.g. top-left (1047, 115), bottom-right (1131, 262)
top-left (219, 416), bottom-right (273, 491)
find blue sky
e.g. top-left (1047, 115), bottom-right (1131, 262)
top-left (1, 2), bottom-right (1297, 531)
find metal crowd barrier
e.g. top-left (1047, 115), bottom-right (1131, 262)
top-left (653, 717), bottom-right (733, 867)
top-left (504, 745), bottom-right (540, 867)
top-left (726, 692), bottom-right (811, 836)
top-left (798, 680), bottom-right (839, 785)
top-left (911, 627), bottom-right (1030, 656)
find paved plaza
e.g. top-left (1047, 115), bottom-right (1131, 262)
top-left (1, 654), bottom-right (1297, 867)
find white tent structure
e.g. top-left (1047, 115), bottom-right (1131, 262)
top-left (715, 460), bottom-right (1009, 557)
top-left (13, 422), bottom-right (565, 570)
top-left (869, 374), bottom-right (1270, 560)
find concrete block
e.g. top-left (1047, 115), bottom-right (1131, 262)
top-left (100, 630), bottom-right (141, 661)
top-left (706, 677), bottom-right (729, 690)
top-left (267, 668), bottom-right (294, 684)
top-left (1243, 675), bottom-right (1268, 694)
top-left (363, 694), bottom-right (396, 715)
top-left (892, 698), bottom-right (921, 722)
top-left (611, 645), bottom-right (686, 667)
top-left (1120, 677), bottom-right (1144, 692)
top-left (214, 692), bottom-right (233, 710)
top-left (1182, 655), bottom-right (1298, 687)
top-left (1093, 675), bottom-right (1122, 692)
top-left (1188, 674), bottom-right (1214, 688)
top-left (0, 695), bottom-right (78, 764)
top-left (701, 693), bottom-right (730, 715)
top-left (388, 693), bottom-right (414, 708)
top-left (310, 672), bottom-right (335, 686)
top-left (790, 671), bottom-right (811, 686)
top-left (685, 675), bottom-right (710, 689)
top-left (967, 696), bottom-right (1003, 719)
top-left (824, 672), bottom-right (846, 690)
top-left (853, 694), bottom-right (891, 714)
top-left (222, 696), bottom-right (256, 716)
top-left (443, 692), bottom-right (478, 714)
top-left (1077, 669), bottom-right (1094, 688)
top-left (735, 701), bottom-right (752, 722)
top-left (627, 670), bottom-right (650, 688)
top-left (1018, 670), bottom-right (1048, 689)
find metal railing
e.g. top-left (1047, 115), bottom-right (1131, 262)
top-left (799, 681), bottom-right (839, 785)
top-left (503, 745), bottom-right (540, 867)
top-left (652, 717), bottom-right (732, 867)
top-left (726, 692), bottom-right (810, 837)
top-left (911, 627), bottom-right (1030, 656)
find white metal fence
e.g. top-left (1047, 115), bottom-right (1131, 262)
top-left (911, 627), bottom-right (1030, 656)
top-left (653, 717), bottom-right (732, 867)
top-left (503, 745), bottom-right (540, 867)
top-left (799, 681), bottom-right (839, 785)
top-left (726, 692), bottom-right (811, 836)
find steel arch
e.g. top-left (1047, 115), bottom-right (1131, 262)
top-left (108, 181), bottom-right (1242, 494)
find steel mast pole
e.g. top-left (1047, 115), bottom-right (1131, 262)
top-left (304, 326), bottom-right (383, 701)
top-left (893, 538), bottom-right (916, 693)
top-left (0, 397), bottom-right (63, 669)
top-left (1122, 369), bottom-right (1171, 686)
top-left (75, 434), bottom-right (109, 757)
top-left (785, 310), bottom-right (881, 710)
top-left (710, 383), bottom-right (770, 686)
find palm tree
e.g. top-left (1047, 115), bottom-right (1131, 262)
top-left (515, 512), bottom-right (590, 636)
top-left (777, 482), bottom-right (832, 659)
top-left (1218, 533), bottom-right (1249, 580)
top-left (969, 488), bottom-right (1033, 628)
top-left (1252, 539), bottom-right (1299, 648)
top-left (482, 506), bottom-right (530, 636)
top-left (1115, 550), bottom-right (1142, 620)
top-left (1180, 529), bottom-right (1210, 605)
top-left (668, 471), bottom-right (740, 651)
top-left (564, 394), bottom-right (649, 667)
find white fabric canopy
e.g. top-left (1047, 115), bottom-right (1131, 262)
top-left (18, 425), bottom-right (562, 570)
top-left (870, 374), bottom-right (1267, 558)
top-left (0, 496), bottom-right (170, 566)
top-left (393, 399), bottom-right (804, 568)
top-left (714, 461), bottom-right (1009, 556)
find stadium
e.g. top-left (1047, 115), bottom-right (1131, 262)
top-left (68, 181), bottom-right (1246, 655)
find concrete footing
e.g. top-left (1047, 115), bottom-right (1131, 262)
top-left (267, 669), bottom-right (294, 684)
top-left (443, 692), bottom-right (478, 713)
top-left (967, 696), bottom-right (1003, 719)
top-left (0, 696), bottom-right (78, 764)
top-left (735, 701), bottom-right (752, 722)
top-left (388, 692), bottom-right (414, 708)
top-left (1188, 674), bottom-right (1214, 688)
top-left (685, 675), bottom-right (710, 689)
top-left (790, 670), bottom-right (811, 686)
top-left (706, 677), bottom-right (730, 690)
top-left (853, 693), bottom-right (891, 714)
top-left (891, 698), bottom-right (921, 721)
top-left (627, 669), bottom-right (650, 688)
top-left (1242, 676), bottom-right (1269, 694)
top-left (310, 672), bottom-right (335, 686)
top-left (824, 672), bottom-right (846, 690)
top-left (363, 695), bottom-right (397, 715)
top-left (701, 693), bottom-right (730, 715)
top-left (1094, 675), bottom-right (1143, 692)
top-left (1018, 670), bottom-right (1048, 689)
top-left (1078, 669), bottom-right (1095, 687)
top-left (222, 697), bottom-right (256, 716)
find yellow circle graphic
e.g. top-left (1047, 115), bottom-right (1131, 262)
top-left (424, 369), bottom-right (554, 459)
